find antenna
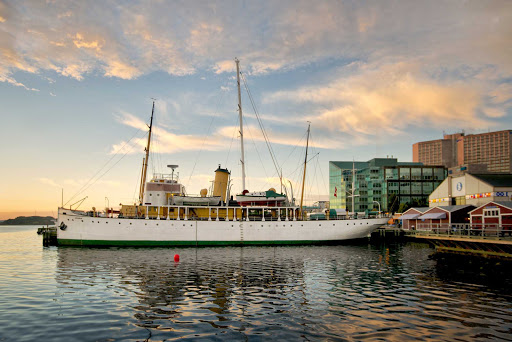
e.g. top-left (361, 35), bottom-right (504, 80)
top-left (167, 164), bottom-right (179, 181)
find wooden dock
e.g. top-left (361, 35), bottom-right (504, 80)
top-left (375, 226), bottom-right (512, 259)
top-left (37, 226), bottom-right (57, 247)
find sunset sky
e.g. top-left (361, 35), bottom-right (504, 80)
top-left (1, 1), bottom-right (511, 219)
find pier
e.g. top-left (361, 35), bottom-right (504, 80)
top-left (375, 225), bottom-right (512, 259)
top-left (38, 226), bottom-right (57, 247)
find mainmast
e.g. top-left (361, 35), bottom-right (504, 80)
top-left (235, 58), bottom-right (246, 191)
top-left (138, 100), bottom-right (155, 204)
top-left (299, 122), bottom-right (311, 218)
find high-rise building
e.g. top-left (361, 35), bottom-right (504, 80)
top-left (413, 130), bottom-right (512, 173)
top-left (329, 158), bottom-right (446, 213)
top-left (412, 133), bottom-right (462, 168)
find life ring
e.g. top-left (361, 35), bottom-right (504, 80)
top-left (59, 222), bottom-right (67, 231)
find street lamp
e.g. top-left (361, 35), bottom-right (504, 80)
top-left (373, 201), bottom-right (381, 217)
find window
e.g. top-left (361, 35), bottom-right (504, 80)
top-left (484, 209), bottom-right (499, 217)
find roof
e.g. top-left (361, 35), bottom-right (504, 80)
top-left (471, 174), bottom-right (512, 187)
top-left (494, 201), bottom-right (512, 209)
top-left (404, 207), bottom-right (430, 214)
top-left (469, 201), bottom-right (512, 213)
top-left (419, 212), bottom-right (447, 220)
top-left (400, 213), bottom-right (420, 220)
top-left (436, 205), bottom-right (475, 212)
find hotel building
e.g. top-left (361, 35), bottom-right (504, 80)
top-left (413, 130), bottom-right (512, 173)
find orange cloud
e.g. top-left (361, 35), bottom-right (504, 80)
top-left (266, 62), bottom-right (493, 135)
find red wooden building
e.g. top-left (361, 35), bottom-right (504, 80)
top-left (400, 207), bottom-right (429, 230)
top-left (402, 205), bottom-right (474, 231)
top-left (469, 201), bottom-right (512, 234)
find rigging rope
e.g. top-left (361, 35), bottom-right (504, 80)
top-left (186, 81), bottom-right (229, 189)
top-left (64, 127), bottom-right (146, 206)
top-left (239, 71), bottom-right (281, 184)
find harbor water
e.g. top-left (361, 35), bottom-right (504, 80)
top-left (1, 225), bottom-right (511, 341)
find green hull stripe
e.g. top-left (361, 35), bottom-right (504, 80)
top-left (57, 239), bottom-right (358, 247)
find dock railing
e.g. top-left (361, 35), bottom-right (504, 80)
top-left (410, 223), bottom-right (512, 238)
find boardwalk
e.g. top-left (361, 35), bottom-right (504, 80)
top-left (402, 225), bottom-right (512, 259)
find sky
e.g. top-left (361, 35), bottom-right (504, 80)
top-left (1, 0), bottom-right (511, 219)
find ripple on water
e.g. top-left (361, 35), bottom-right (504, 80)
top-left (1, 229), bottom-right (512, 341)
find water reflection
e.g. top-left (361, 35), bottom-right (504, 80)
top-left (52, 244), bottom-right (512, 341)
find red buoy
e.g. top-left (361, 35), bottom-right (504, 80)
top-left (174, 254), bottom-right (180, 262)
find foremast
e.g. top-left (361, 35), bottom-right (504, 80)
top-left (138, 100), bottom-right (155, 204)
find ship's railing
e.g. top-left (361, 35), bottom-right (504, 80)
top-left (118, 205), bottom-right (388, 222)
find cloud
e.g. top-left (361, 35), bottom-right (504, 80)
top-left (112, 111), bottom-right (228, 154)
top-left (216, 124), bottom-right (342, 149)
top-left (0, 0), bottom-right (511, 141)
top-left (1, 1), bottom-right (509, 82)
top-left (265, 61), bottom-right (500, 136)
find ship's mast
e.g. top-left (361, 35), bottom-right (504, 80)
top-left (138, 100), bottom-right (155, 204)
top-left (352, 161), bottom-right (356, 214)
top-left (235, 58), bottom-right (246, 191)
top-left (299, 122), bottom-right (311, 219)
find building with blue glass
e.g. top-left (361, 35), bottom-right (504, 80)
top-left (329, 158), bottom-right (446, 213)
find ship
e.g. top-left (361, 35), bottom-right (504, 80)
top-left (55, 59), bottom-right (387, 247)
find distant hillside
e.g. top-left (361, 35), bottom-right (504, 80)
top-left (2, 216), bottom-right (56, 225)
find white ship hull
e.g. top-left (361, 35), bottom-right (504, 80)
top-left (56, 208), bottom-right (387, 246)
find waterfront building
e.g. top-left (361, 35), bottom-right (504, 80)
top-left (413, 130), bottom-right (512, 173)
top-left (401, 205), bottom-right (474, 230)
top-left (329, 158), bottom-right (446, 213)
top-left (429, 173), bottom-right (512, 207)
top-left (399, 207), bottom-right (430, 230)
top-left (469, 201), bottom-right (512, 231)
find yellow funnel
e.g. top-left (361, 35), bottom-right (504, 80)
top-left (213, 165), bottom-right (230, 202)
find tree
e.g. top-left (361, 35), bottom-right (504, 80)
top-left (398, 202), bottom-right (410, 213)
top-left (388, 194), bottom-right (399, 213)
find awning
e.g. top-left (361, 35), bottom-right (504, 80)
top-left (400, 213), bottom-right (420, 220)
top-left (418, 212), bottom-right (446, 220)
